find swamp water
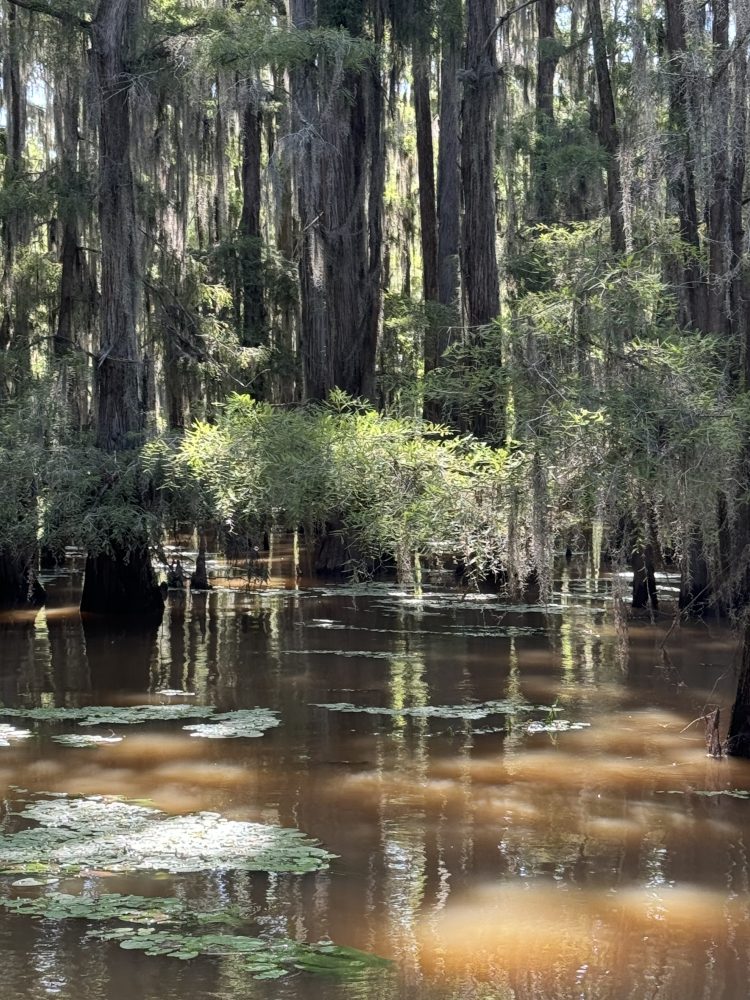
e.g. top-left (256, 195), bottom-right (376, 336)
top-left (0, 565), bottom-right (749, 999)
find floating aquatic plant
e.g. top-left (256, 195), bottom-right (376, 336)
top-left (51, 734), bottom-right (124, 748)
top-left (182, 709), bottom-right (280, 740)
top-left (0, 705), bottom-right (280, 737)
top-left (0, 724), bottom-right (33, 746)
top-left (0, 795), bottom-right (334, 876)
top-left (0, 892), bottom-right (390, 981)
top-left (525, 720), bottom-right (591, 733)
top-left (313, 700), bottom-right (541, 720)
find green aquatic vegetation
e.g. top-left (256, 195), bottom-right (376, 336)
top-left (313, 700), bottom-right (541, 720)
top-left (0, 795), bottom-right (335, 876)
top-left (0, 892), bottom-right (390, 980)
top-left (0, 705), bottom-right (216, 726)
top-left (51, 734), bottom-right (124, 748)
top-left (182, 709), bottom-right (281, 739)
top-left (0, 705), bottom-right (280, 737)
top-left (0, 724), bottom-right (33, 746)
top-left (525, 720), bottom-right (591, 733)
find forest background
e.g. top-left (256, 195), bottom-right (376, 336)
top-left (3, 0), bottom-right (750, 742)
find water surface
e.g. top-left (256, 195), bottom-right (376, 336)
top-left (0, 565), bottom-right (748, 999)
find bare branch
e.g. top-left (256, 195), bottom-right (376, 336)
top-left (5, 0), bottom-right (90, 31)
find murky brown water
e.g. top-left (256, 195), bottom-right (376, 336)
top-left (1, 561), bottom-right (749, 999)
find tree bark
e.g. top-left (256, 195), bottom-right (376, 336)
top-left (239, 92), bottom-right (267, 349)
top-left (437, 9), bottom-right (461, 313)
top-left (413, 42), bottom-right (438, 304)
top-left (664, 0), bottom-right (707, 331)
top-left (588, 0), bottom-right (625, 252)
top-left (288, 2), bottom-right (384, 402)
top-left (461, 0), bottom-right (501, 328)
top-left (533, 0), bottom-right (558, 222)
top-left (80, 0), bottom-right (163, 618)
top-left (707, 0), bottom-right (730, 335)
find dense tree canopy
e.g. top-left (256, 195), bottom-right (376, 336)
top-left (3, 0), bottom-right (750, 674)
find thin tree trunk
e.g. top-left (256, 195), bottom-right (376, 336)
top-left (588, 0), bottom-right (625, 252)
top-left (413, 42), bottom-right (438, 303)
top-left (437, 12), bottom-right (461, 312)
top-left (707, 0), bottom-right (730, 335)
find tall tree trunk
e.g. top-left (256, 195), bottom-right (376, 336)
top-left (588, 0), bottom-right (625, 252)
top-left (461, 0), bottom-right (501, 328)
top-left (707, 0), bottom-right (730, 335)
top-left (437, 7), bottom-right (461, 313)
top-left (80, 0), bottom-right (163, 618)
top-left (240, 92), bottom-right (267, 350)
top-left (288, 0), bottom-right (384, 402)
top-left (533, 0), bottom-right (558, 222)
top-left (664, 0), bottom-right (707, 331)
top-left (413, 42), bottom-right (438, 304)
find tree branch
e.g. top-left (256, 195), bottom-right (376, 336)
top-left (5, 0), bottom-right (90, 31)
top-left (484, 0), bottom-right (543, 51)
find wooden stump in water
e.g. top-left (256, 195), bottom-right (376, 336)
top-left (704, 708), bottom-right (722, 758)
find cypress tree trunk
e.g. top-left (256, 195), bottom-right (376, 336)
top-left (664, 0), bottom-right (707, 331)
top-left (80, 0), bottom-right (163, 618)
top-left (461, 0), bottom-right (500, 329)
top-left (588, 0), bottom-right (625, 252)
top-left (288, 0), bottom-right (384, 402)
top-left (413, 42), bottom-right (438, 305)
top-left (437, 7), bottom-right (461, 312)
top-left (240, 92), bottom-right (267, 349)
top-left (533, 0), bottom-right (558, 222)
top-left (707, 0), bottom-right (730, 335)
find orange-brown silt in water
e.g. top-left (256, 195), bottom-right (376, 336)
top-left (0, 560), bottom-right (748, 1000)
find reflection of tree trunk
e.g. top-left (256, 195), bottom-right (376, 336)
top-left (82, 616), bottom-right (158, 692)
top-left (48, 614), bottom-right (91, 699)
top-left (728, 619), bottom-right (750, 757)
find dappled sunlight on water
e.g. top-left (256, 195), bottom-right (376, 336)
top-left (0, 566), bottom-right (749, 999)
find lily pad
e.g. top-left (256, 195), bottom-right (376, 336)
top-left (313, 700), bottom-right (541, 721)
top-left (182, 709), bottom-right (280, 740)
top-left (0, 891), bottom-right (390, 982)
top-left (0, 724), bottom-right (33, 746)
top-left (0, 794), bottom-right (335, 876)
top-left (0, 705), bottom-right (215, 726)
top-left (525, 720), bottom-right (591, 733)
top-left (51, 734), bottom-right (124, 748)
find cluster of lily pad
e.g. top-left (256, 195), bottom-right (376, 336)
top-left (0, 724), bottom-right (33, 747)
top-left (0, 892), bottom-right (389, 981)
top-left (0, 705), bottom-right (280, 742)
top-left (313, 701), bottom-right (591, 735)
top-left (0, 794), bottom-right (334, 876)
